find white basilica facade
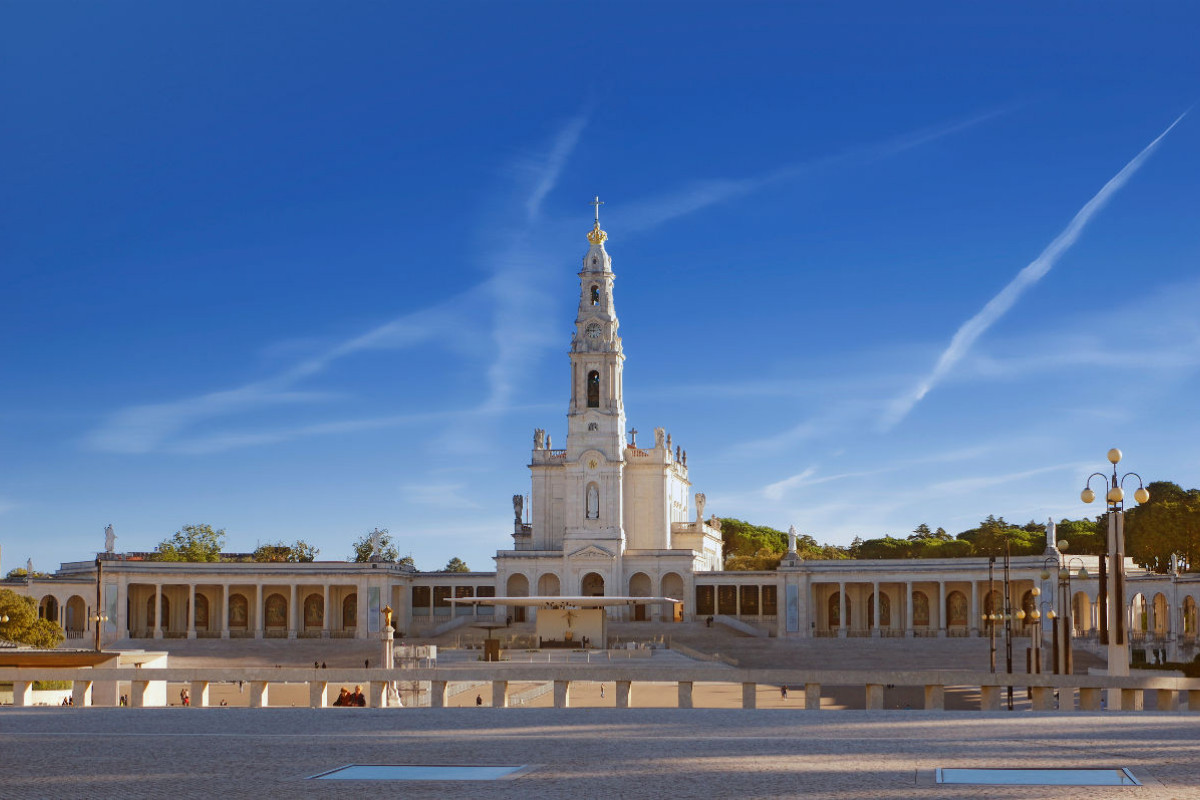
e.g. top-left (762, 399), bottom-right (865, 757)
top-left (495, 213), bottom-right (723, 620)
top-left (5, 214), bottom-right (1200, 661)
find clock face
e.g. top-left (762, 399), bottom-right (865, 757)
top-left (585, 323), bottom-right (603, 339)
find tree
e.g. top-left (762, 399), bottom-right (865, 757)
top-left (1125, 481), bottom-right (1200, 572)
top-left (350, 528), bottom-right (399, 562)
top-left (441, 557), bottom-right (470, 573)
top-left (151, 524), bottom-right (225, 562)
top-left (397, 555), bottom-right (416, 570)
top-left (0, 589), bottom-right (65, 648)
top-left (253, 540), bottom-right (319, 562)
top-left (717, 518), bottom-right (846, 568)
top-left (4, 568), bottom-right (50, 580)
top-left (908, 523), bottom-right (933, 541)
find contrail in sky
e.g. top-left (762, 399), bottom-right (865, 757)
top-left (881, 111), bottom-right (1188, 430)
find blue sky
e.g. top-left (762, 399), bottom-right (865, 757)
top-left (2, 3), bottom-right (1198, 573)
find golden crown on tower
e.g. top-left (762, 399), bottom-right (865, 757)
top-left (587, 221), bottom-right (608, 245)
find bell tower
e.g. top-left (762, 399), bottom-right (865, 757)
top-left (566, 197), bottom-right (626, 462)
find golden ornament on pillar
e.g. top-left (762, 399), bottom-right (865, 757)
top-left (382, 605), bottom-right (393, 629)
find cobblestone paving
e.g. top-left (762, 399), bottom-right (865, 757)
top-left (1, 708), bottom-right (1197, 799)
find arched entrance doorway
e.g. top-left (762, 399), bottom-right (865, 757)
top-left (581, 572), bottom-right (605, 597)
top-left (629, 572), bottom-right (651, 621)
top-left (507, 573), bottom-right (529, 623)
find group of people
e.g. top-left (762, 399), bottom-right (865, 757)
top-left (333, 685), bottom-right (367, 706)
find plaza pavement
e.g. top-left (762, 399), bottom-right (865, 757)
top-left (1, 706), bottom-right (1197, 799)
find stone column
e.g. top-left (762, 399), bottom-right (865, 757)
top-left (153, 584), bottom-right (163, 639)
top-left (924, 685), bottom-right (944, 710)
top-left (1155, 689), bottom-right (1177, 711)
top-left (677, 681), bottom-right (693, 709)
top-left (979, 685), bottom-right (1001, 711)
top-left (309, 681), bottom-right (328, 708)
top-left (116, 578), bottom-right (128, 639)
top-left (186, 584), bottom-right (196, 640)
top-left (71, 680), bottom-right (93, 707)
top-left (838, 581), bottom-right (847, 638)
top-left (130, 680), bottom-right (151, 708)
top-left (190, 680), bottom-right (209, 707)
top-left (254, 584), bottom-right (263, 639)
top-left (289, 584), bottom-right (298, 639)
top-left (430, 681), bottom-right (448, 708)
top-left (368, 682), bottom-right (387, 708)
top-left (11, 681), bottom-right (34, 707)
top-left (970, 580), bottom-right (979, 637)
top-left (905, 581), bottom-right (913, 637)
top-left (492, 680), bottom-right (509, 708)
top-left (864, 684), bottom-right (884, 710)
top-left (616, 680), bottom-right (633, 708)
top-left (741, 682), bottom-right (757, 709)
top-left (870, 581), bottom-right (879, 637)
top-left (1057, 687), bottom-right (1075, 712)
top-left (553, 680), bottom-right (571, 708)
top-left (804, 683), bottom-right (820, 710)
top-left (221, 584), bottom-right (230, 639)
top-left (937, 581), bottom-right (946, 638)
top-left (322, 584), bottom-right (331, 638)
top-left (1079, 687), bottom-right (1102, 711)
top-left (248, 681), bottom-right (268, 708)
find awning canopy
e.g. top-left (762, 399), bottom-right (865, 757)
top-left (451, 595), bottom-right (679, 609)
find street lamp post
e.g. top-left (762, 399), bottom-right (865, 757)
top-left (94, 557), bottom-right (105, 651)
top-left (987, 556), bottom-right (997, 673)
top-left (1081, 448), bottom-right (1149, 682)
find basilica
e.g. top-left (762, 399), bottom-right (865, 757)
top-left (5, 213), bottom-right (1199, 661)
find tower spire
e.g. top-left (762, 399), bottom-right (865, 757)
top-left (587, 195), bottom-right (607, 245)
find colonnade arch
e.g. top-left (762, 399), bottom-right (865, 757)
top-left (507, 573), bottom-right (529, 623)
top-left (581, 572), bottom-right (605, 597)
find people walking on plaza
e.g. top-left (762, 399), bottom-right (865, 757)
top-left (780, 685), bottom-right (788, 700)
top-left (476, 694), bottom-right (483, 706)
top-left (600, 684), bottom-right (605, 700)
top-left (181, 688), bottom-right (189, 706)
top-left (351, 685), bottom-right (366, 706)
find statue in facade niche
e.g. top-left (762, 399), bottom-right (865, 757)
top-left (104, 523), bottom-right (116, 553)
top-left (695, 493), bottom-right (706, 523)
top-left (534, 428), bottom-right (545, 449)
top-left (787, 525), bottom-right (798, 553)
top-left (586, 485), bottom-right (599, 519)
top-left (654, 427), bottom-right (666, 449)
top-left (512, 495), bottom-right (523, 524)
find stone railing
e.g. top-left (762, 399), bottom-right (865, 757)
top-left (4, 665), bottom-right (1199, 713)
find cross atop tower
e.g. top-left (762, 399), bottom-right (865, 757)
top-left (590, 195), bottom-right (604, 224)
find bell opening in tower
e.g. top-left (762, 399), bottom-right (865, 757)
top-left (587, 370), bottom-right (600, 408)
top-left (590, 285), bottom-right (599, 305)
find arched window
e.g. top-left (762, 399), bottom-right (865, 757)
top-left (587, 370), bottom-right (600, 407)
top-left (590, 285), bottom-right (599, 305)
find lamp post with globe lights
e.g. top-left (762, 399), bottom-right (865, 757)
top-left (1080, 448), bottom-right (1149, 683)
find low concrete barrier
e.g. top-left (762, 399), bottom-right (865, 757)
top-left (3, 665), bottom-right (1198, 712)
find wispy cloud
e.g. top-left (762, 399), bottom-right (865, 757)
top-left (400, 482), bottom-right (481, 509)
top-left (613, 105), bottom-right (1012, 234)
top-left (762, 467), bottom-right (817, 501)
top-left (86, 115), bottom-right (590, 455)
top-left (927, 462), bottom-right (1087, 496)
top-left (524, 115), bottom-right (589, 222)
top-left (881, 111), bottom-right (1188, 430)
